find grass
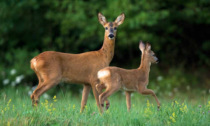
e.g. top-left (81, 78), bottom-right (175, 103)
top-left (0, 87), bottom-right (209, 126)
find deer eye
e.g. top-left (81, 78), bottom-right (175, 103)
top-left (114, 27), bottom-right (117, 30)
top-left (105, 27), bottom-right (108, 30)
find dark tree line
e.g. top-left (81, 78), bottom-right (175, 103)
top-left (0, 0), bottom-right (209, 89)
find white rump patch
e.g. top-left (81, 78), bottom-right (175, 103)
top-left (32, 58), bottom-right (37, 71)
top-left (97, 70), bottom-right (110, 78)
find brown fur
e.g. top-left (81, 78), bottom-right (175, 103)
top-left (97, 41), bottom-right (160, 113)
top-left (30, 12), bottom-right (125, 113)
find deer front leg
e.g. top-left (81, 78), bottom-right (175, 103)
top-left (92, 84), bottom-right (103, 113)
top-left (80, 84), bottom-right (91, 113)
top-left (139, 88), bottom-right (161, 109)
top-left (125, 91), bottom-right (131, 112)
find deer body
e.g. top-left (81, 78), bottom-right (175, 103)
top-left (31, 49), bottom-right (111, 84)
top-left (30, 13), bottom-right (125, 113)
top-left (98, 68), bottom-right (148, 91)
top-left (96, 42), bottom-right (160, 112)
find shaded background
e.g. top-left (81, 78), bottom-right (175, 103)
top-left (0, 0), bottom-right (209, 96)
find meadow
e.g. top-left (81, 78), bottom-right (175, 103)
top-left (0, 87), bottom-right (209, 126)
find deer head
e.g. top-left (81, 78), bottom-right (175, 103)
top-left (139, 41), bottom-right (158, 64)
top-left (98, 13), bottom-right (125, 40)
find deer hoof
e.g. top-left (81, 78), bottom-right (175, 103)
top-left (32, 100), bottom-right (39, 107)
top-left (157, 105), bottom-right (161, 111)
top-left (106, 103), bottom-right (110, 110)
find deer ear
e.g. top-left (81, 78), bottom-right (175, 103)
top-left (146, 43), bottom-right (151, 51)
top-left (114, 13), bottom-right (125, 26)
top-left (139, 41), bottom-right (145, 52)
top-left (98, 13), bottom-right (107, 26)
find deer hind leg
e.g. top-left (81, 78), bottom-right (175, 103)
top-left (96, 83), bottom-right (110, 110)
top-left (80, 84), bottom-right (91, 113)
top-left (31, 70), bottom-right (61, 106)
top-left (30, 70), bottom-right (43, 106)
top-left (99, 86), bottom-right (119, 113)
top-left (105, 98), bottom-right (110, 110)
top-left (32, 79), bottom-right (60, 106)
top-left (139, 88), bottom-right (161, 109)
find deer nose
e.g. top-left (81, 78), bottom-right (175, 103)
top-left (108, 34), bottom-right (114, 39)
top-left (155, 57), bottom-right (159, 63)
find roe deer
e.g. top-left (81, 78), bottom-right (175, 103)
top-left (30, 12), bottom-right (125, 112)
top-left (96, 41), bottom-right (160, 112)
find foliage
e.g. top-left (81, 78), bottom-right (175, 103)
top-left (0, 0), bottom-right (210, 88)
top-left (0, 88), bottom-right (209, 126)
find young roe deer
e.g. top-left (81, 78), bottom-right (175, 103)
top-left (30, 12), bottom-right (125, 112)
top-left (96, 41), bottom-right (160, 112)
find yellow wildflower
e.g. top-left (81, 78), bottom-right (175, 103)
top-left (7, 121), bottom-right (10, 126)
top-left (73, 104), bottom-right (75, 110)
top-left (53, 95), bottom-right (57, 102)
top-left (68, 104), bottom-right (71, 110)
top-left (13, 105), bottom-right (15, 112)
top-left (169, 112), bottom-right (176, 123)
top-left (170, 116), bottom-right (176, 123)
top-left (7, 99), bottom-right (12, 105)
top-left (106, 110), bottom-right (110, 114)
top-left (180, 103), bottom-right (188, 113)
top-left (172, 112), bottom-right (175, 117)
top-left (44, 100), bottom-right (49, 109)
top-left (175, 100), bottom-right (179, 105)
top-left (50, 103), bottom-right (53, 108)
top-left (207, 101), bottom-right (210, 110)
top-left (144, 107), bottom-right (152, 118)
top-left (147, 100), bottom-right (150, 107)
top-left (30, 118), bottom-right (34, 123)
top-left (151, 103), bottom-right (154, 108)
top-left (6, 99), bottom-right (12, 110)
top-left (45, 100), bottom-right (48, 104)
top-left (144, 100), bottom-right (152, 118)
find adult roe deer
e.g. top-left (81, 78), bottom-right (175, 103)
top-left (30, 12), bottom-right (125, 112)
top-left (96, 41), bottom-right (160, 113)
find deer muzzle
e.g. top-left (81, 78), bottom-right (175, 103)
top-left (154, 56), bottom-right (159, 63)
top-left (108, 34), bottom-right (115, 39)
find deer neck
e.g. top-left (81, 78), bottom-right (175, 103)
top-left (138, 56), bottom-right (151, 75)
top-left (100, 34), bottom-right (115, 63)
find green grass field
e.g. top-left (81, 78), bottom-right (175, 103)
top-left (0, 87), bottom-right (209, 126)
